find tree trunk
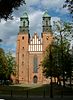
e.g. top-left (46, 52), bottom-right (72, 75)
top-left (63, 71), bottom-right (65, 87)
top-left (54, 77), bottom-right (56, 83)
top-left (70, 74), bottom-right (72, 87)
top-left (57, 76), bottom-right (61, 85)
top-left (50, 76), bottom-right (53, 98)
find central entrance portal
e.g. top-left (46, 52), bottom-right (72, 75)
top-left (33, 75), bottom-right (38, 83)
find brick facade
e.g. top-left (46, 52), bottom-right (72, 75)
top-left (16, 12), bottom-right (53, 84)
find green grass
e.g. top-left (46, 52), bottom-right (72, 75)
top-left (0, 83), bottom-right (73, 96)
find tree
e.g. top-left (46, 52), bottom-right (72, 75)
top-left (42, 44), bottom-right (54, 98)
top-left (42, 34), bottom-right (73, 88)
top-left (0, 0), bottom-right (25, 20)
top-left (41, 41), bottom-right (63, 98)
top-left (5, 52), bottom-right (16, 81)
top-left (0, 48), bottom-right (16, 84)
top-left (42, 20), bottom-right (73, 87)
top-left (53, 21), bottom-right (73, 87)
top-left (63, 0), bottom-right (73, 18)
top-left (0, 48), bottom-right (8, 83)
top-left (64, 50), bottom-right (73, 87)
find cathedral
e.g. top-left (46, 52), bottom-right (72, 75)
top-left (16, 11), bottom-right (53, 84)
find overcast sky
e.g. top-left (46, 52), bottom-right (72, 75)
top-left (0, 0), bottom-right (71, 56)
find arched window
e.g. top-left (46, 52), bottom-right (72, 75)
top-left (33, 55), bottom-right (38, 73)
top-left (46, 20), bottom-right (48, 26)
top-left (22, 36), bottom-right (24, 40)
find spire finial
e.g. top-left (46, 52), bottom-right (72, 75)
top-left (21, 2), bottom-right (28, 18)
top-left (24, 2), bottom-right (27, 13)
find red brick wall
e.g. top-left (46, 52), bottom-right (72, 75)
top-left (16, 32), bottom-right (53, 84)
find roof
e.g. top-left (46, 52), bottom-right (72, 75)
top-left (43, 11), bottom-right (51, 18)
top-left (21, 12), bottom-right (28, 18)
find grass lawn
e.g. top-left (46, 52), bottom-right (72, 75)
top-left (0, 83), bottom-right (73, 96)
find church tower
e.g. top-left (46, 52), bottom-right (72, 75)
top-left (16, 11), bottom-right (30, 83)
top-left (42, 11), bottom-right (53, 52)
top-left (19, 12), bottom-right (29, 33)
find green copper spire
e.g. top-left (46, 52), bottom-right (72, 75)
top-left (19, 3), bottom-right (29, 33)
top-left (21, 12), bottom-right (28, 18)
top-left (21, 3), bottom-right (28, 18)
top-left (43, 11), bottom-right (51, 18)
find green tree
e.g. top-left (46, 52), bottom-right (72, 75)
top-left (42, 44), bottom-right (54, 98)
top-left (42, 20), bottom-right (73, 87)
top-left (53, 21), bottom-right (73, 87)
top-left (64, 49), bottom-right (73, 87)
top-left (63, 0), bottom-right (73, 18)
top-left (5, 52), bottom-right (16, 81)
top-left (0, 0), bottom-right (25, 20)
top-left (0, 48), bottom-right (8, 83)
top-left (42, 34), bottom-right (73, 88)
top-left (0, 49), bottom-right (16, 84)
top-left (41, 42), bottom-right (63, 98)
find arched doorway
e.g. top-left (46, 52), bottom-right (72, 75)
top-left (33, 76), bottom-right (38, 83)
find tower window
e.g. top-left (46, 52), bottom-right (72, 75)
top-left (22, 54), bottom-right (24, 58)
top-left (33, 55), bottom-right (38, 73)
top-left (46, 36), bottom-right (49, 40)
top-left (23, 47), bottom-right (24, 49)
top-left (46, 20), bottom-right (48, 26)
top-left (22, 71), bottom-right (23, 73)
top-left (23, 21), bottom-right (25, 26)
top-left (22, 61), bottom-right (24, 65)
top-left (22, 36), bottom-right (24, 40)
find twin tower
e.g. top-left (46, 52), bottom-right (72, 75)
top-left (16, 11), bottom-right (53, 84)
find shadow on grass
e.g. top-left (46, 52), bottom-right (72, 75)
top-left (0, 83), bottom-right (73, 96)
